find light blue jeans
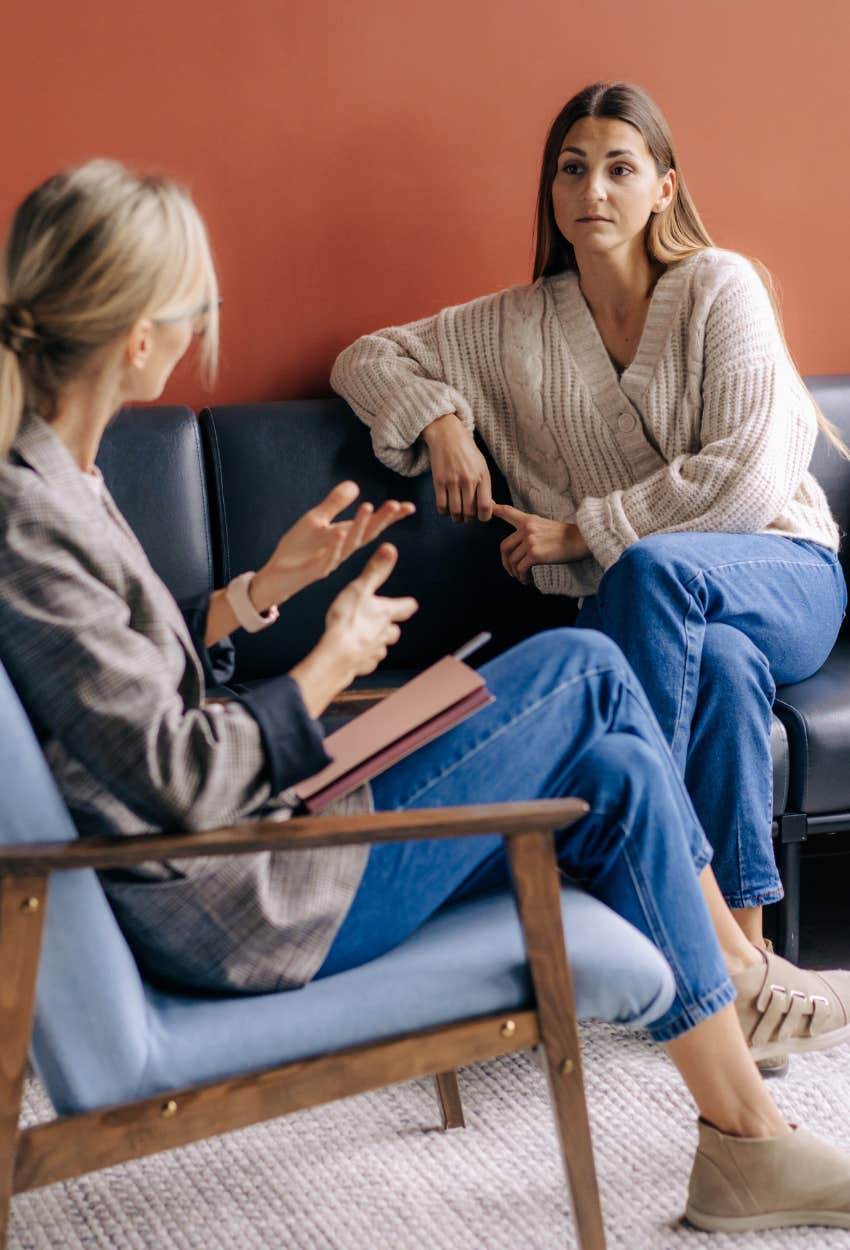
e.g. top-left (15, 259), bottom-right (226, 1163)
top-left (576, 534), bottom-right (846, 909)
top-left (318, 630), bottom-right (734, 1044)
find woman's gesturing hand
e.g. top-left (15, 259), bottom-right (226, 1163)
top-left (291, 545), bottom-right (418, 718)
top-left (250, 482), bottom-right (415, 612)
top-left (324, 543), bottom-right (418, 677)
top-left (492, 503), bottom-right (590, 584)
top-left (421, 413), bottom-right (493, 522)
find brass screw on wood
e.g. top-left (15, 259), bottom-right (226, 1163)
top-left (161, 1100), bottom-right (178, 1118)
top-left (20, 897), bottom-right (40, 914)
top-left (559, 1058), bottom-right (575, 1076)
top-left (500, 1019), bottom-right (517, 1038)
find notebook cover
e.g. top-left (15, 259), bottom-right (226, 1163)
top-left (294, 655), bottom-right (489, 806)
top-left (301, 685), bottom-right (494, 813)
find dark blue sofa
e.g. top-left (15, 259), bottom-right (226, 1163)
top-left (96, 378), bottom-right (850, 960)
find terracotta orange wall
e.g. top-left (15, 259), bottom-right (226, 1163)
top-left (3, 0), bottom-right (849, 410)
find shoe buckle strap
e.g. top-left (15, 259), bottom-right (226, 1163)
top-left (776, 989), bottom-right (815, 1042)
top-left (751, 984), bottom-right (797, 1047)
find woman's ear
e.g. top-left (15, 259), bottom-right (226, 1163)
top-left (653, 167), bottom-right (677, 214)
top-left (125, 318), bottom-right (154, 370)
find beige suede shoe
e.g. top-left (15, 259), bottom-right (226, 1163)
top-left (686, 1119), bottom-right (850, 1232)
top-left (733, 949), bottom-right (850, 1062)
top-left (754, 940), bottom-right (789, 1078)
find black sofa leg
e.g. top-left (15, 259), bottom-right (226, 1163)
top-left (776, 814), bottom-right (807, 965)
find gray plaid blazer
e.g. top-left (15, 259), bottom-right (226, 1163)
top-left (0, 412), bottom-right (370, 992)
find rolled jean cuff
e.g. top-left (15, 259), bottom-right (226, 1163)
top-left (692, 842), bottom-right (713, 875)
top-left (647, 977), bottom-right (738, 1044)
top-left (721, 884), bottom-right (785, 910)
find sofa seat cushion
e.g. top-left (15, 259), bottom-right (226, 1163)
top-left (770, 713), bottom-right (789, 818)
top-left (775, 638), bottom-right (850, 814)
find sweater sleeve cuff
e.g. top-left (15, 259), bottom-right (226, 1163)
top-left (238, 673), bottom-right (332, 795)
top-left (532, 558), bottom-right (604, 599)
top-left (178, 592), bottom-right (236, 685)
top-left (575, 495), bottom-right (635, 571)
top-left (371, 383), bottom-right (476, 477)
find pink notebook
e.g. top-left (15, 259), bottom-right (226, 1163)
top-left (294, 656), bottom-right (494, 813)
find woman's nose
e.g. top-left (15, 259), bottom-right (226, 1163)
top-left (584, 171), bottom-right (607, 202)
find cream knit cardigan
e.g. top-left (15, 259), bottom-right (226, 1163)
top-left (331, 248), bottom-right (839, 598)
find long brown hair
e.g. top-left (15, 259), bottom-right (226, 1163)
top-left (533, 81), bottom-right (712, 280)
top-left (532, 82), bottom-right (849, 459)
top-left (0, 159), bottom-right (219, 457)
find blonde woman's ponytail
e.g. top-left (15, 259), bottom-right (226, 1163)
top-left (0, 342), bottom-right (24, 457)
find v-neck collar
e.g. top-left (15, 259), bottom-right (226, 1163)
top-left (546, 255), bottom-right (702, 477)
top-left (550, 254), bottom-right (699, 406)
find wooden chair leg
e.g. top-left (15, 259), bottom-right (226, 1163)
top-left (433, 1069), bottom-right (465, 1130)
top-left (508, 832), bottom-right (607, 1250)
top-left (0, 875), bottom-right (48, 1250)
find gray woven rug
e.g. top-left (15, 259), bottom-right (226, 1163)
top-left (11, 1023), bottom-right (850, 1250)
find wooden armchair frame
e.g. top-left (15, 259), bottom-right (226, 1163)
top-left (0, 799), bottom-right (606, 1250)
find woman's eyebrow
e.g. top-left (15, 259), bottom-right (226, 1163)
top-left (558, 146), bottom-right (638, 158)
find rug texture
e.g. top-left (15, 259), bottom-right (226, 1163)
top-left (11, 1022), bottom-right (850, 1250)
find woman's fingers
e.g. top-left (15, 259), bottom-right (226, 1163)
top-left (363, 499), bottom-right (415, 545)
top-left (476, 469), bottom-right (494, 523)
top-left (382, 593), bottom-right (419, 622)
top-left (357, 543), bottom-right (399, 592)
top-left (337, 503), bottom-right (373, 562)
top-left (311, 480), bottom-right (361, 524)
top-left (446, 481), bottom-right (464, 522)
top-left (491, 502), bottom-right (530, 528)
top-left (500, 530), bottom-right (525, 557)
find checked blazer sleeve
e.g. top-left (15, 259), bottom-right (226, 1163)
top-left (0, 471), bottom-right (329, 834)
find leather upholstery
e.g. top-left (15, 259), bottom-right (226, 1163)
top-left (95, 379), bottom-right (850, 825)
top-left (200, 401), bottom-right (573, 681)
top-left (97, 405), bottom-right (214, 602)
top-left (772, 377), bottom-right (850, 818)
top-left (770, 714), bottom-right (789, 818)
top-left (776, 639), bottom-right (850, 814)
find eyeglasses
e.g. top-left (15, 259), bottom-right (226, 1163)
top-left (155, 296), bottom-right (223, 338)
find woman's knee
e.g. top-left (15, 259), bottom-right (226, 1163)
top-left (700, 623), bottom-right (775, 703)
top-left (505, 627), bottom-right (630, 679)
top-left (599, 534), bottom-right (684, 597)
top-left (563, 734), bottom-right (673, 867)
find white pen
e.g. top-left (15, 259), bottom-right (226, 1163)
top-left (452, 631), bottom-right (493, 663)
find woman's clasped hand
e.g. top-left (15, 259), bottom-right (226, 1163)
top-left (492, 504), bottom-right (590, 583)
top-left (420, 411), bottom-right (590, 582)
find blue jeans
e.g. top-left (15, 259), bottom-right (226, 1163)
top-left (317, 630), bottom-right (734, 1043)
top-left (576, 534), bottom-right (846, 909)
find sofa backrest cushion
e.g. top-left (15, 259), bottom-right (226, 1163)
top-left (808, 376), bottom-right (850, 581)
top-left (97, 405), bottom-right (214, 603)
top-left (200, 401), bottom-right (572, 680)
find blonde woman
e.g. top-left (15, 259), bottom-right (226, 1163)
top-left (332, 81), bottom-right (849, 1067)
top-left (2, 160), bottom-right (850, 1233)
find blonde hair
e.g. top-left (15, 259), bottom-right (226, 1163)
top-left (533, 82), bottom-right (849, 459)
top-left (0, 159), bottom-right (219, 456)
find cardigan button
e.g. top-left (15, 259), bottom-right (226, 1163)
top-left (617, 412), bottom-right (637, 432)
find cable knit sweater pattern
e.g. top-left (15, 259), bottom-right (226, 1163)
top-left (331, 248), bottom-right (838, 598)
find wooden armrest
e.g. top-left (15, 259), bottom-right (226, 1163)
top-left (0, 799), bottom-right (587, 875)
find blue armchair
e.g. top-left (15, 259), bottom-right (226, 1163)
top-left (0, 660), bottom-right (675, 1250)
